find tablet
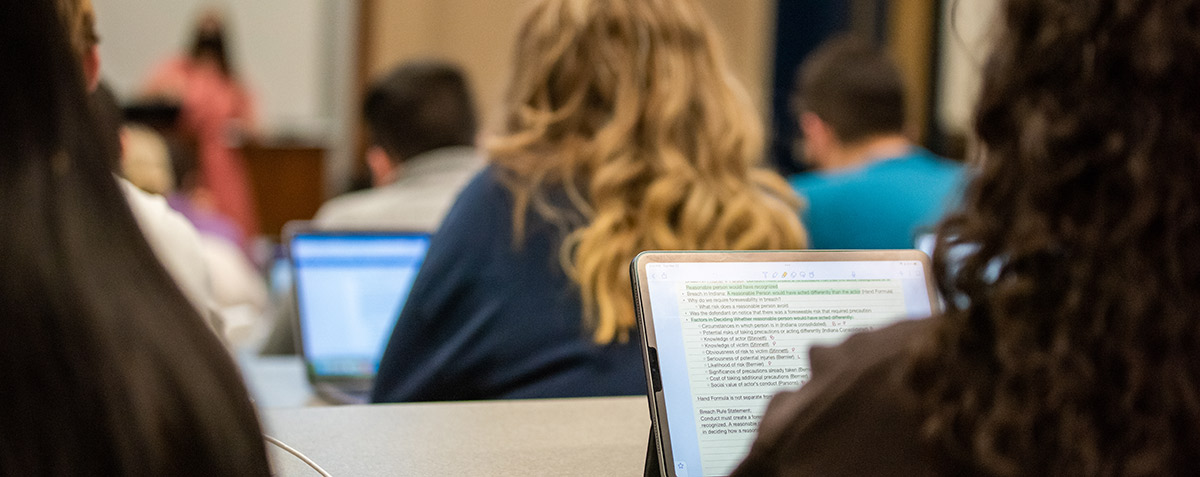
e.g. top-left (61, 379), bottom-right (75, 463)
top-left (631, 250), bottom-right (938, 477)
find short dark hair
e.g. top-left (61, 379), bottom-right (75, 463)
top-left (363, 60), bottom-right (477, 163)
top-left (794, 35), bottom-right (907, 144)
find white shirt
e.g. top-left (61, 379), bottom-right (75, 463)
top-left (119, 177), bottom-right (223, 333)
top-left (313, 146), bottom-right (483, 231)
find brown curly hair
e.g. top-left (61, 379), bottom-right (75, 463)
top-left (908, 0), bottom-right (1200, 474)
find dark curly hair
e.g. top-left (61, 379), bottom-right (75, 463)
top-left (908, 0), bottom-right (1200, 474)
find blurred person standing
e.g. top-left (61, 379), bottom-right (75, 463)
top-left (144, 7), bottom-right (259, 243)
top-left (313, 59), bottom-right (483, 231)
top-left (789, 35), bottom-right (964, 250)
top-left (371, 0), bottom-right (805, 403)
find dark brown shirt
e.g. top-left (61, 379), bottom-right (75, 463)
top-left (730, 319), bottom-right (936, 477)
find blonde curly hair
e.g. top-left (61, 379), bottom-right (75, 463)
top-left (489, 0), bottom-right (806, 345)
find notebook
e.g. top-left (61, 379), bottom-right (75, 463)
top-left (289, 229), bottom-right (431, 404)
top-left (630, 250), bottom-right (938, 477)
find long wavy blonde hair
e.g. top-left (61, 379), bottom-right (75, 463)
top-left (489, 0), bottom-right (806, 345)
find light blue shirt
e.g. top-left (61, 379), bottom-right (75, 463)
top-left (789, 148), bottom-right (965, 250)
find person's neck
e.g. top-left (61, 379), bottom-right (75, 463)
top-left (823, 135), bottom-right (913, 170)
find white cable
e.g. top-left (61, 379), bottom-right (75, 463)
top-left (264, 434), bottom-right (333, 477)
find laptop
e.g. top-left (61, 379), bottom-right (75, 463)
top-left (631, 250), bottom-right (938, 477)
top-left (289, 228), bottom-right (432, 404)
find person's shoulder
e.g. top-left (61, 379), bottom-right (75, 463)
top-left (430, 146), bottom-right (483, 166)
top-left (766, 318), bottom-right (932, 425)
top-left (466, 163), bottom-right (506, 189)
top-left (906, 149), bottom-right (964, 173)
top-left (119, 178), bottom-right (214, 316)
top-left (120, 178), bottom-right (203, 250)
top-left (451, 164), bottom-right (511, 211)
top-left (813, 318), bottom-right (932, 375)
top-left (398, 148), bottom-right (486, 196)
top-left (788, 169), bottom-right (859, 212)
top-left (424, 165), bottom-right (512, 243)
top-left (151, 55), bottom-right (190, 73)
top-left (406, 147), bottom-right (482, 174)
top-left (788, 170), bottom-right (845, 198)
top-left (315, 187), bottom-right (379, 210)
top-left (311, 187), bottom-right (386, 224)
top-left (787, 170), bottom-right (823, 191)
top-left (778, 319), bottom-right (932, 416)
top-left (442, 151), bottom-right (486, 182)
top-left (144, 56), bottom-right (191, 87)
top-left (736, 318), bottom-right (935, 476)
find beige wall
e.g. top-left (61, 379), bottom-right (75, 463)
top-left (698, 0), bottom-right (776, 114)
top-left (365, 0), bottom-right (777, 131)
top-left (887, 0), bottom-right (936, 142)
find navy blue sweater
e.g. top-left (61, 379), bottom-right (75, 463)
top-left (370, 166), bottom-right (647, 402)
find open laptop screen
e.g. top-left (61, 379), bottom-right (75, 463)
top-left (633, 250), bottom-right (937, 477)
top-left (291, 231), bottom-right (430, 379)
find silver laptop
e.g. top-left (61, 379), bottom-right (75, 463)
top-left (289, 229), bottom-right (431, 404)
top-left (631, 250), bottom-right (938, 477)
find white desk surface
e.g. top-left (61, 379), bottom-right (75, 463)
top-left (263, 395), bottom-right (652, 476)
top-left (239, 354), bottom-right (320, 408)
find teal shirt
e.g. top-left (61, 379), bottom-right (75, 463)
top-left (789, 149), bottom-right (964, 250)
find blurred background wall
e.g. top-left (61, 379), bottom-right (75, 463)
top-left (89, 0), bottom-right (992, 238)
top-left (363, 0), bottom-right (776, 141)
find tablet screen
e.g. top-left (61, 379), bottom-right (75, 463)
top-left (638, 253), bottom-right (935, 477)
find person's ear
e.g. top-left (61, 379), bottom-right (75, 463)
top-left (800, 112), bottom-right (834, 168)
top-left (84, 44), bottom-right (101, 92)
top-left (366, 146), bottom-right (398, 187)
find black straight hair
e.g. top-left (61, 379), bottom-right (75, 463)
top-left (0, 1), bottom-right (271, 474)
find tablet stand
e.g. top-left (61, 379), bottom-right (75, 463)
top-left (644, 425), bottom-right (661, 477)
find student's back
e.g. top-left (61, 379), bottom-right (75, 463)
top-left (791, 148), bottom-right (962, 249)
top-left (313, 60), bottom-right (483, 232)
top-left (371, 168), bottom-right (645, 401)
top-left (788, 36), bottom-right (963, 249)
top-left (371, 0), bottom-right (806, 403)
